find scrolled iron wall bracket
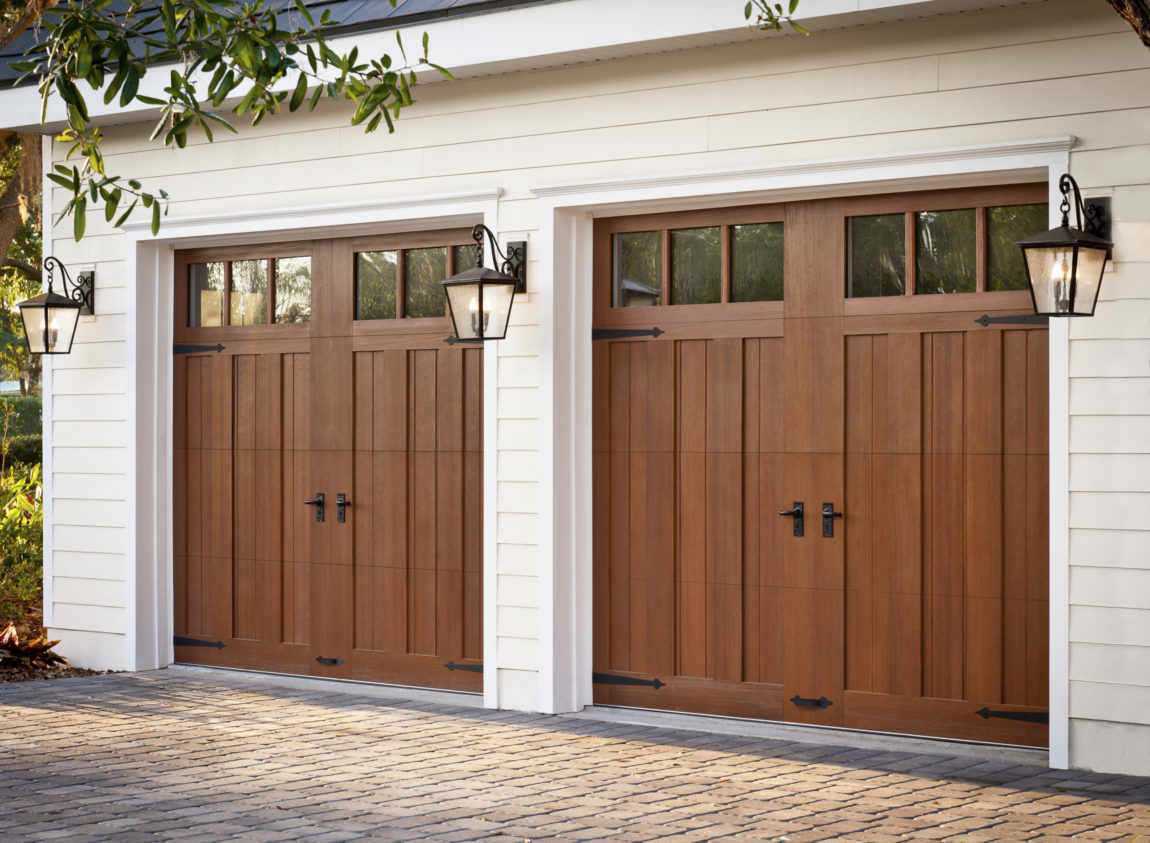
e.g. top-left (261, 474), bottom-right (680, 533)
top-left (469, 223), bottom-right (527, 295)
top-left (43, 255), bottom-right (95, 315)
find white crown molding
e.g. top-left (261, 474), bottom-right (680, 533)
top-left (531, 137), bottom-right (1077, 200)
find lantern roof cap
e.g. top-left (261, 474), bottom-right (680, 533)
top-left (1016, 223), bottom-right (1112, 251)
top-left (440, 265), bottom-right (519, 286)
top-left (18, 289), bottom-right (81, 308)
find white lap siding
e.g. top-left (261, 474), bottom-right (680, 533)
top-left (37, 0), bottom-right (1150, 771)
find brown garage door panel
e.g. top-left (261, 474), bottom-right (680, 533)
top-left (352, 651), bottom-right (482, 693)
top-left (174, 639), bottom-right (312, 675)
top-left (594, 675), bottom-right (784, 721)
top-left (844, 691), bottom-right (1048, 748)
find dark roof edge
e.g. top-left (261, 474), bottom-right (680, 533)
top-left (320, 0), bottom-right (566, 38)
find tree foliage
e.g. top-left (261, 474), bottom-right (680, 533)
top-left (8, 0), bottom-right (451, 239)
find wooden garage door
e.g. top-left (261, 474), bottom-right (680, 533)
top-left (592, 185), bottom-right (1050, 746)
top-left (173, 232), bottom-right (483, 690)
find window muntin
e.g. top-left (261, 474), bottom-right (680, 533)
top-left (355, 240), bottom-right (474, 321)
top-left (611, 218), bottom-right (784, 308)
top-left (847, 201), bottom-right (1049, 298)
top-left (187, 256), bottom-right (311, 327)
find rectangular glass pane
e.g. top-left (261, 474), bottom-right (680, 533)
top-left (188, 262), bottom-right (225, 327)
top-left (848, 214), bottom-right (905, 297)
top-left (732, 222), bottom-right (783, 302)
top-left (916, 209), bottom-right (976, 295)
top-left (405, 247), bottom-right (448, 319)
top-left (356, 251), bottom-right (397, 320)
top-left (230, 260), bottom-right (268, 325)
top-left (670, 226), bottom-right (720, 305)
top-left (274, 257), bottom-right (311, 323)
top-left (988, 203), bottom-right (1048, 292)
top-left (453, 244), bottom-right (479, 274)
top-left (612, 231), bottom-right (661, 307)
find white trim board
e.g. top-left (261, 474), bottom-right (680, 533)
top-left (530, 135), bottom-right (1074, 771)
top-left (120, 189), bottom-right (503, 709)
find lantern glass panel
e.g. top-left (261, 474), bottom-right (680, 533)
top-left (1070, 246), bottom-right (1108, 316)
top-left (1025, 246), bottom-right (1077, 315)
top-left (445, 280), bottom-right (515, 340)
top-left (22, 300), bottom-right (80, 354)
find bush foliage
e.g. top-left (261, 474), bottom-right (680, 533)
top-left (0, 463), bottom-right (42, 621)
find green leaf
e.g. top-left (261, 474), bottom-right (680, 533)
top-left (120, 65), bottom-right (139, 107)
top-left (745, 1), bottom-right (753, 19)
top-left (788, 0), bottom-right (799, 13)
top-left (114, 199), bottom-right (138, 228)
top-left (104, 191), bottom-right (120, 223)
top-left (151, 201), bottom-right (161, 236)
top-left (47, 174), bottom-right (74, 190)
top-left (128, 179), bottom-right (142, 190)
top-left (74, 197), bottom-right (87, 241)
top-left (289, 73), bottom-right (307, 111)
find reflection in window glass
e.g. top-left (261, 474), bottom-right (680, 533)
top-left (849, 215), bottom-right (905, 297)
top-left (231, 260), bottom-right (268, 325)
top-left (917, 208), bottom-right (976, 295)
top-left (405, 247), bottom-right (447, 319)
top-left (988, 203), bottom-right (1048, 292)
top-left (732, 223), bottom-right (784, 302)
top-left (188, 262), bottom-right (225, 327)
top-left (670, 226), bottom-right (720, 305)
top-left (357, 251), bottom-right (398, 320)
top-left (613, 231), bottom-right (661, 307)
top-left (274, 257), bottom-right (311, 323)
top-left (453, 244), bottom-right (479, 274)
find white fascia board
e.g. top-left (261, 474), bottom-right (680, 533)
top-left (0, 0), bottom-right (1041, 132)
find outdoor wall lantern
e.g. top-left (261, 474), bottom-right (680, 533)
top-left (16, 256), bottom-right (94, 355)
top-left (1016, 173), bottom-right (1112, 317)
top-left (441, 224), bottom-right (526, 342)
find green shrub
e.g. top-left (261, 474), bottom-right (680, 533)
top-left (0, 463), bottom-right (43, 622)
top-left (0, 396), bottom-right (40, 439)
top-left (5, 435), bottom-right (41, 468)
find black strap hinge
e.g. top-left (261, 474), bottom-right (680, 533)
top-left (444, 661), bottom-right (483, 673)
top-left (315, 656), bottom-right (344, 666)
top-left (173, 635), bottom-right (224, 649)
top-left (790, 694), bottom-right (833, 709)
top-left (592, 672), bottom-right (664, 689)
top-left (591, 327), bottom-right (664, 341)
top-left (974, 314), bottom-right (1048, 327)
top-left (173, 343), bottom-right (225, 354)
top-left (975, 707), bottom-right (1048, 724)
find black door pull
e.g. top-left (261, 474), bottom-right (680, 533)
top-left (337, 493), bottom-right (350, 523)
top-left (304, 492), bottom-right (325, 523)
top-left (315, 656), bottom-right (344, 666)
top-left (778, 502), bottom-right (804, 537)
top-left (822, 502), bottom-right (842, 538)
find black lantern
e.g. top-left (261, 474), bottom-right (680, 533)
top-left (1016, 173), bottom-right (1112, 317)
top-left (441, 224), bottom-right (526, 342)
top-left (16, 257), bottom-right (94, 355)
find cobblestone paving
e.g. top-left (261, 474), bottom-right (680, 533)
top-left (1, 671), bottom-right (1149, 842)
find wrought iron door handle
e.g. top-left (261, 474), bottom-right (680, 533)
top-left (822, 502), bottom-right (842, 538)
top-left (778, 502), bottom-right (804, 537)
top-left (337, 493), bottom-right (350, 523)
top-left (304, 492), bottom-right (325, 523)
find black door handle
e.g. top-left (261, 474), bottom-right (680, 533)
top-left (304, 492), bottom-right (324, 523)
top-left (778, 501), bottom-right (804, 537)
top-left (337, 493), bottom-right (350, 523)
top-left (822, 502), bottom-right (842, 538)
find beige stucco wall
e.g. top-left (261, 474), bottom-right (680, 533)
top-left (38, 0), bottom-right (1150, 774)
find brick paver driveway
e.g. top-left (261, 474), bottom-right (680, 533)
top-left (2, 671), bottom-right (1148, 842)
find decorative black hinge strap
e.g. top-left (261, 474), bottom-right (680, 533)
top-left (173, 343), bottom-right (226, 354)
top-left (592, 672), bottom-right (665, 689)
top-left (315, 656), bottom-right (344, 666)
top-left (173, 636), bottom-right (224, 649)
top-left (974, 314), bottom-right (1049, 327)
top-left (443, 336), bottom-right (484, 346)
top-left (591, 327), bottom-right (665, 341)
top-left (790, 694), bottom-right (833, 709)
top-left (975, 707), bottom-right (1049, 724)
top-left (444, 661), bottom-right (483, 673)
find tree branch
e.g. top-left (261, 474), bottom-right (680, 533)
top-left (2, 258), bottom-right (40, 282)
top-left (1105, 0), bottom-right (1150, 47)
